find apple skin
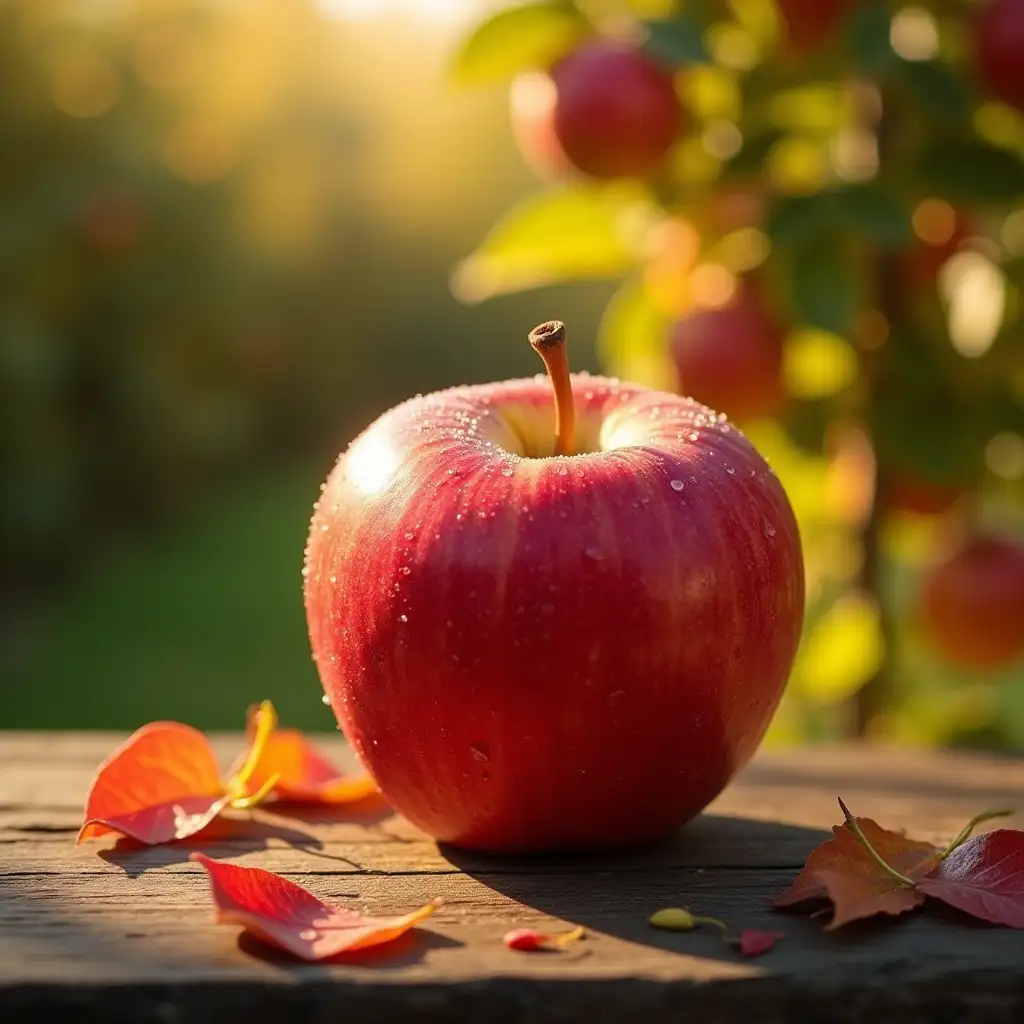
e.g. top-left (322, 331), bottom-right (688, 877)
top-left (549, 41), bottom-right (683, 179)
top-left (668, 282), bottom-right (787, 424)
top-left (303, 374), bottom-right (805, 853)
top-left (974, 0), bottom-right (1024, 111)
top-left (920, 534), bottom-right (1024, 670)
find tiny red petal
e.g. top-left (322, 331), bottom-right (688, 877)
top-left (503, 927), bottom-right (547, 951)
top-left (738, 929), bottom-right (784, 957)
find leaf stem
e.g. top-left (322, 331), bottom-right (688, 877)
top-left (529, 321), bottom-right (575, 457)
top-left (837, 797), bottom-right (916, 887)
top-left (941, 808), bottom-right (1014, 859)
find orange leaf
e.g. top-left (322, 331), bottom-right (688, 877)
top-left (191, 853), bottom-right (440, 960)
top-left (77, 723), bottom-right (227, 845)
top-left (773, 817), bottom-right (940, 929)
top-left (239, 727), bottom-right (378, 805)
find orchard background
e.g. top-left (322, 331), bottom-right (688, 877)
top-left (1, 0), bottom-right (1022, 746)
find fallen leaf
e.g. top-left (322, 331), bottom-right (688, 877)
top-left (738, 928), bottom-right (784, 957)
top-left (238, 726), bottom-right (378, 805)
top-left (78, 703), bottom-right (280, 846)
top-left (191, 853), bottom-right (441, 960)
top-left (502, 925), bottom-right (585, 951)
top-left (773, 817), bottom-right (940, 929)
top-left (917, 829), bottom-right (1024, 928)
top-left (77, 723), bottom-right (229, 845)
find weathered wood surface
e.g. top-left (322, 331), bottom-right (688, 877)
top-left (3, 733), bottom-right (1024, 1023)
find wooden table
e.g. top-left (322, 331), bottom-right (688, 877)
top-left (4, 733), bottom-right (1024, 1023)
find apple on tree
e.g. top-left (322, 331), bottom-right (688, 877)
top-left (668, 278), bottom-right (787, 424)
top-left (919, 533), bottom-right (1024, 670)
top-left (303, 322), bottom-right (804, 853)
top-left (511, 39), bottom-right (684, 181)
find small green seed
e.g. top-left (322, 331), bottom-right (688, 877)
top-left (649, 907), bottom-right (696, 931)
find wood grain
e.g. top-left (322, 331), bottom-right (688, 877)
top-left (3, 732), bottom-right (1024, 1022)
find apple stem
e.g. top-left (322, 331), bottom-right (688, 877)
top-left (529, 320), bottom-right (575, 457)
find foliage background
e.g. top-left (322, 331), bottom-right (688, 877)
top-left (1, 0), bottom-right (1022, 746)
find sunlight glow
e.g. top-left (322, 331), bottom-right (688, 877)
top-left (314, 0), bottom-right (485, 25)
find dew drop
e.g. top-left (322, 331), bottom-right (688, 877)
top-left (500, 465), bottom-right (514, 477)
top-left (763, 519), bottom-right (777, 538)
top-left (321, 694), bottom-right (331, 705)
top-left (469, 744), bottom-right (490, 763)
top-left (607, 689), bottom-right (627, 707)
top-left (670, 479), bottom-right (685, 492)
top-left (584, 546), bottom-right (604, 562)
top-left (401, 566), bottom-right (411, 575)
top-left (299, 929), bottom-right (318, 941)
top-left (541, 602), bottom-right (556, 614)
top-left (404, 531), bottom-right (414, 541)
top-left (398, 614), bottom-right (408, 623)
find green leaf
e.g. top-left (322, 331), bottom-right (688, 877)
top-left (642, 15), bottom-right (710, 68)
top-left (897, 60), bottom-right (972, 124)
top-left (833, 184), bottom-right (912, 248)
top-left (846, 2), bottom-right (896, 75)
top-left (789, 239), bottom-right (858, 337)
top-left (767, 193), bottom-right (831, 248)
top-left (913, 140), bottom-right (1024, 203)
top-left (449, 1), bottom-right (589, 87)
top-left (597, 278), bottom-right (674, 390)
top-left (452, 183), bottom-right (654, 302)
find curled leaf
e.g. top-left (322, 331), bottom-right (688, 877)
top-left (237, 723), bottom-right (378, 805)
top-left (191, 853), bottom-right (441, 960)
top-left (738, 929), bottom-right (784, 957)
top-left (917, 829), bottom-right (1024, 928)
top-left (77, 722), bottom-right (228, 846)
top-left (773, 816), bottom-right (939, 929)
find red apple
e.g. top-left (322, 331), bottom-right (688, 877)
top-left (668, 281), bottom-right (787, 424)
top-left (974, 0), bottom-right (1024, 111)
top-left (548, 41), bottom-right (683, 179)
top-left (919, 534), bottom-right (1024, 670)
top-left (777, 0), bottom-right (856, 53)
top-left (303, 322), bottom-right (804, 853)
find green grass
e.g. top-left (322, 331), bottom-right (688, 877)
top-left (2, 461), bottom-right (338, 733)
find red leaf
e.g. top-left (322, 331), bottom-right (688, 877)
top-left (190, 853), bottom-right (441, 960)
top-left (240, 728), bottom-right (378, 805)
top-left (503, 928), bottom-right (547, 951)
top-left (917, 829), bottom-right (1024, 928)
top-left (78, 723), bottom-right (228, 845)
top-left (773, 817), bottom-right (939, 929)
top-left (738, 929), bottom-right (784, 957)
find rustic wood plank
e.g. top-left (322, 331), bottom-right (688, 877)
top-left (3, 733), bottom-right (1024, 1022)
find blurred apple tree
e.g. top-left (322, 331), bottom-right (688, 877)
top-left (450, 0), bottom-right (1024, 743)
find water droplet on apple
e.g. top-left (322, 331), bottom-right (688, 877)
top-left (329, 575), bottom-right (337, 584)
top-left (401, 566), bottom-right (411, 575)
top-left (555, 465), bottom-right (569, 476)
top-left (299, 929), bottom-right (318, 941)
top-left (607, 689), bottom-right (626, 707)
top-left (541, 602), bottom-right (555, 614)
top-left (763, 519), bottom-right (776, 538)
top-left (404, 531), bottom-right (414, 540)
top-left (398, 614), bottom-right (408, 623)
top-left (469, 744), bottom-right (490, 763)
top-left (321, 694), bottom-right (331, 705)
top-left (670, 479), bottom-right (685, 492)
top-left (725, 466), bottom-right (736, 475)
top-left (689, 432), bottom-right (699, 441)
top-left (500, 464), bottom-right (514, 477)
top-left (445, 619), bottom-right (453, 627)
top-left (584, 546), bottom-right (604, 561)
top-left (301, 566), bottom-right (310, 578)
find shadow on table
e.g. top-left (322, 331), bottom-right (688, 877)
top-left (440, 813), bottom-right (831, 961)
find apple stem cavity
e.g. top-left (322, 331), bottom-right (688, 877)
top-left (529, 320), bottom-right (576, 457)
